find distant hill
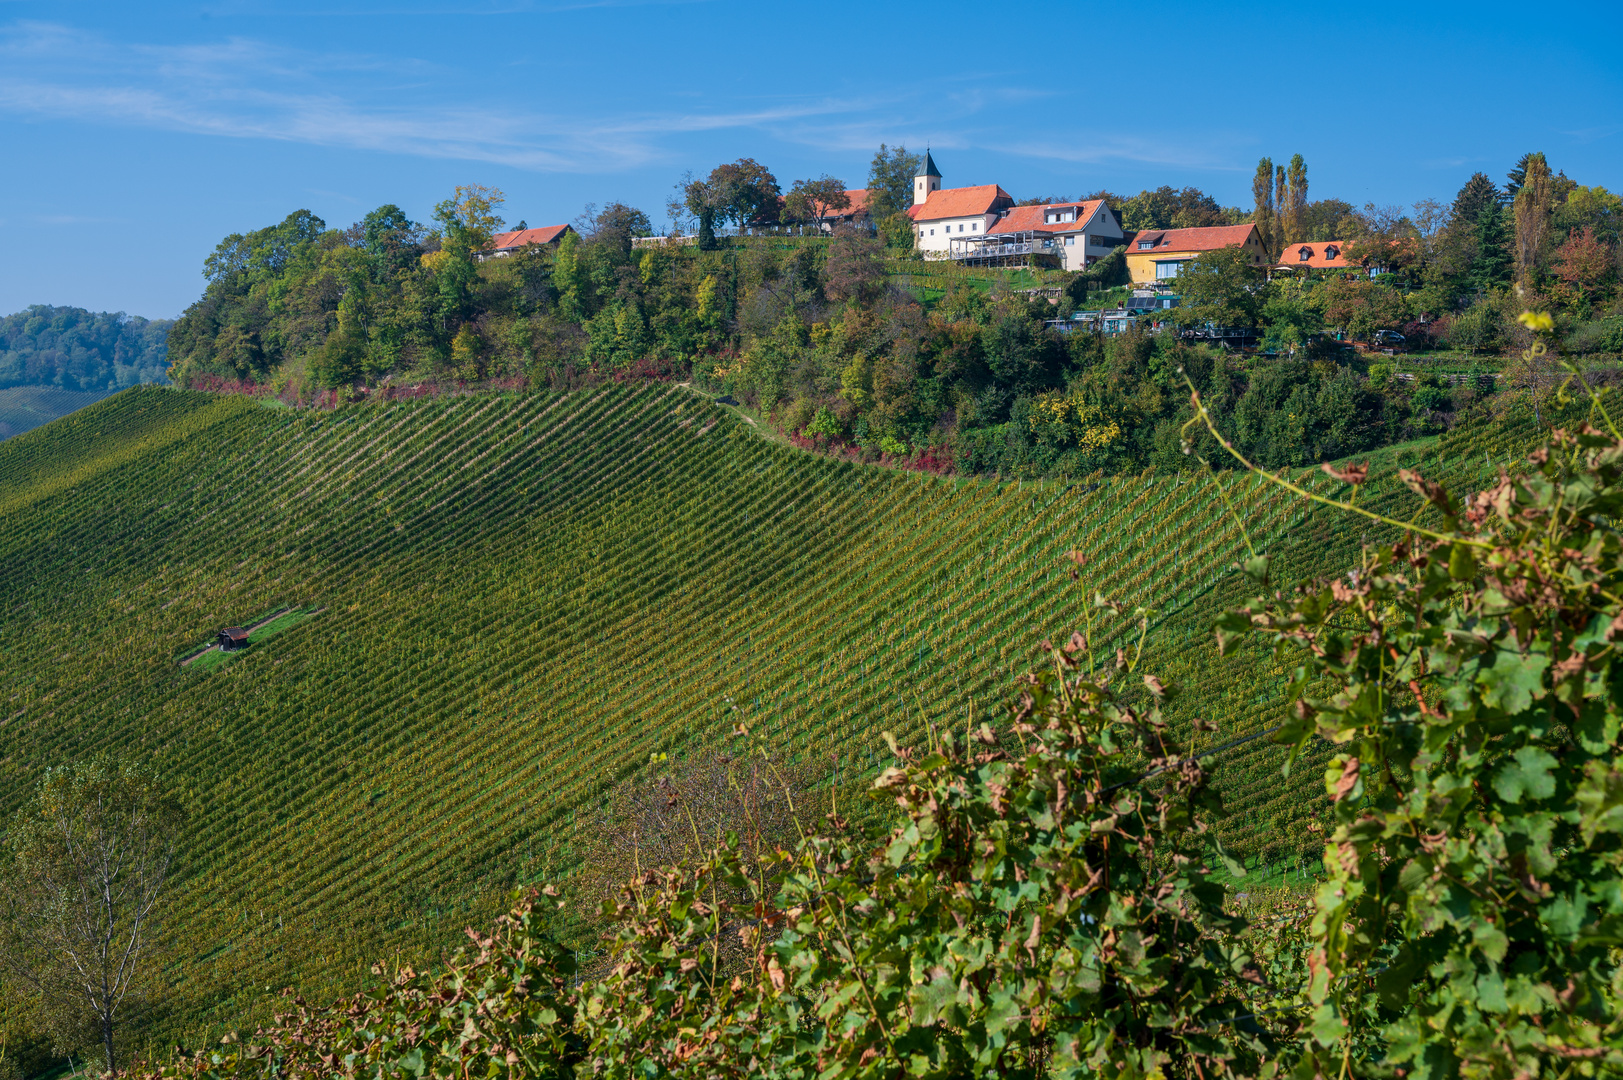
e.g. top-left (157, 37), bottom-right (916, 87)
top-left (0, 304), bottom-right (171, 391)
top-left (0, 305), bottom-right (171, 437)
top-left (0, 384), bottom-right (116, 439)
top-left (0, 383), bottom-right (1549, 1051)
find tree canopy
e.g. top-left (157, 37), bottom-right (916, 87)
top-left (0, 306), bottom-right (170, 391)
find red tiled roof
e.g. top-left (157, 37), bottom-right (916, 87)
top-left (1129, 223), bottom-right (1260, 254)
top-left (906, 184), bottom-right (1014, 222)
top-left (822, 189), bottom-right (871, 219)
top-left (986, 200), bottom-right (1108, 236)
top-left (1278, 240), bottom-right (1352, 268)
top-left (487, 224), bottom-right (572, 251)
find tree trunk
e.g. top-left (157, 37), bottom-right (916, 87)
top-left (103, 1013), bottom-right (117, 1075)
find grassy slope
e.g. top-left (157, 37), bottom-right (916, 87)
top-left (0, 385), bottom-right (115, 440)
top-left (0, 384), bottom-right (1551, 1047)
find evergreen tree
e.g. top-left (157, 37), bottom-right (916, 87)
top-left (1450, 172), bottom-right (1501, 227)
top-left (1506, 152), bottom-right (1541, 199)
top-left (1472, 201), bottom-right (1512, 289)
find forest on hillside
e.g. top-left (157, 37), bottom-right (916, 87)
top-left (163, 148), bottom-right (1622, 477)
top-left (0, 306), bottom-right (171, 392)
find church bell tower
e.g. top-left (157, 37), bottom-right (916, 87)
top-left (914, 149), bottom-right (941, 207)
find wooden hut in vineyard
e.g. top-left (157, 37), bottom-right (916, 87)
top-left (217, 627), bottom-right (250, 651)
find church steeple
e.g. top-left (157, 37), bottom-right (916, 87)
top-left (914, 149), bottom-right (942, 207)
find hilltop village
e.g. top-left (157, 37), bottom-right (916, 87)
top-left (482, 152), bottom-right (1370, 338)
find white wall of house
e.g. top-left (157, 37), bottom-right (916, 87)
top-left (1055, 205), bottom-right (1125, 272)
top-left (914, 214), bottom-right (1001, 258)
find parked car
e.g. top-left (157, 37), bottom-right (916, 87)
top-left (1355, 330), bottom-right (1407, 355)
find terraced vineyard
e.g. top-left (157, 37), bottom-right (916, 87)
top-left (0, 384), bottom-right (1552, 1046)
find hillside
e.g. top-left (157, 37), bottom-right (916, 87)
top-left (0, 305), bottom-right (170, 392)
top-left (0, 383), bottom-right (1548, 1049)
top-left (0, 385), bottom-right (115, 439)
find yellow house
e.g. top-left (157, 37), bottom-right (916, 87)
top-left (1124, 223), bottom-right (1266, 285)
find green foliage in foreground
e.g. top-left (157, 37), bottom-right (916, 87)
top-left (146, 416), bottom-right (1623, 1078)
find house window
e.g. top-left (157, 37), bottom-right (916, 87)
top-left (1066, 236), bottom-right (1075, 245)
top-left (1325, 245), bottom-right (1340, 260)
top-left (929, 228), bottom-right (935, 236)
top-left (971, 222), bottom-right (978, 231)
top-left (1155, 261), bottom-right (1184, 280)
top-left (1137, 240), bottom-right (1154, 250)
top-left (1298, 247), bottom-right (1313, 261)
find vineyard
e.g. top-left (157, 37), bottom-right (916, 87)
top-left (0, 385), bottom-right (114, 440)
top-left (0, 382), bottom-right (1552, 1048)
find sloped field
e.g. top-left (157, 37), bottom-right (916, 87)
top-left (0, 384), bottom-right (115, 439)
top-left (0, 384), bottom-right (1546, 1044)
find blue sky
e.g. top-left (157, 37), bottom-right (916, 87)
top-left (2, 0), bottom-right (1620, 319)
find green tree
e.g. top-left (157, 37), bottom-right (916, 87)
top-left (781, 176), bottom-right (850, 230)
top-left (1505, 150), bottom-right (1540, 198)
top-left (1322, 276), bottom-right (1409, 339)
top-left (1473, 200), bottom-right (1513, 290)
top-left (577, 202), bottom-right (652, 259)
top-left (551, 230), bottom-right (590, 321)
top-left (1281, 153), bottom-right (1308, 249)
top-left (1250, 157), bottom-right (1277, 258)
top-left (1450, 171), bottom-right (1502, 227)
top-left (1512, 152), bottom-right (1554, 284)
top-left (0, 759), bottom-right (181, 1073)
top-left (1554, 184), bottom-right (1623, 246)
top-left (431, 184), bottom-right (506, 252)
top-left (710, 159), bottom-right (781, 231)
top-left (1167, 246), bottom-right (1264, 330)
top-left (865, 144), bottom-right (922, 219)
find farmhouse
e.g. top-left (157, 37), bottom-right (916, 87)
top-left (1124, 223), bottom-right (1267, 285)
top-left (217, 627), bottom-right (249, 651)
top-left (906, 152), bottom-right (1015, 259)
top-left (969, 200), bottom-right (1126, 271)
top-left (479, 224), bottom-right (574, 260)
top-left (1274, 239), bottom-right (1387, 278)
top-left (816, 188), bottom-right (873, 231)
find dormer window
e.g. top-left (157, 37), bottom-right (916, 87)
top-left (1298, 246), bottom-right (1313, 262)
top-left (1325, 245), bottom-right (1340, 260)
top-left (1137, 240), bottom-right (1154, 250)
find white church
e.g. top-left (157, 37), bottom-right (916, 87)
top-left (905, 151), bottom-right (1126, 271)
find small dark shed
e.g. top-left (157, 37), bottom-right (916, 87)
top-left (217, 627), bottom-right (250, 651)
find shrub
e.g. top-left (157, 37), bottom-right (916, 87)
top-left (1567, 316), bottom-right (1623, 355)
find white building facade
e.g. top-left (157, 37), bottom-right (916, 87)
top-left (906, 153), bottom-right (1125, 269)
top-left (906, 152), bottom-right (1017, 259)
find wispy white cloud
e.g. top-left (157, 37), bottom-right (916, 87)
top-left (0, 20), bottom-right (860, 173)
top-left (1562, 125), bottom-right (1621, 144)
top-left (203, 0), bottom-right (709, 14)
top-left (0, 19), bottom-right (1256, 181)
top-left (29, 214), bottom-right (126, 225)
top-left (993, 135), bottom-right (1248, 172)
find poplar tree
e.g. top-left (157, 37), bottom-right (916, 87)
top-left (1513, 152), bottom-right (1554, 284)
top-left (1283, 153), bottom-right (1308, 246)
top-left (1251, 157), bottom-right (1277, 258)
